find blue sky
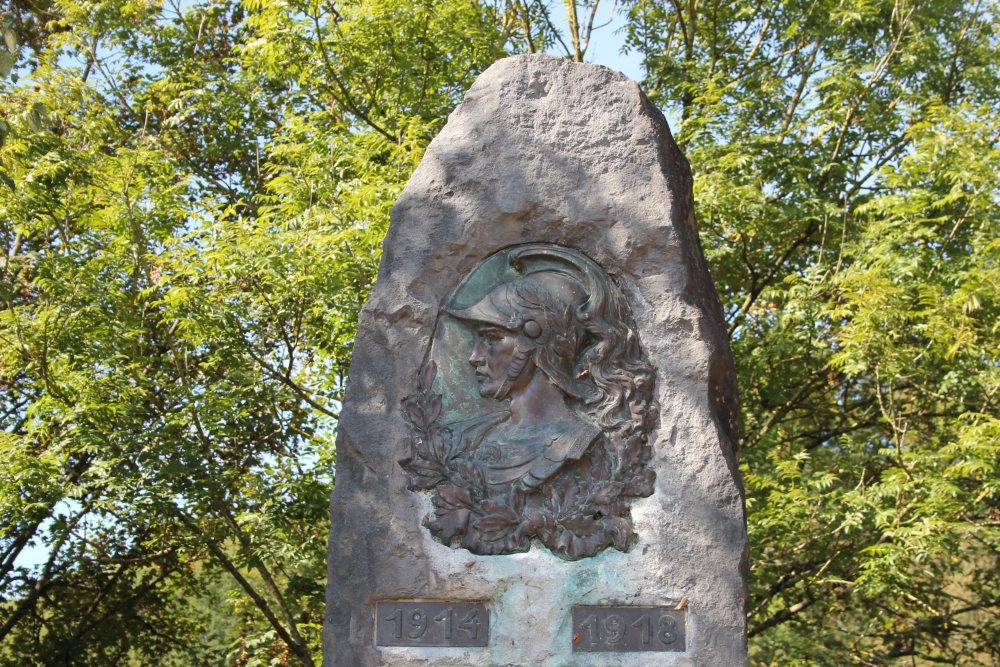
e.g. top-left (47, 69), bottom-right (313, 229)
top-left (550, 3), bottom-right (645, 82)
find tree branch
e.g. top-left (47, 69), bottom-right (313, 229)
top-left (173, 508), bottom-right (315, 667)
top-left (310, 10), bottom-right (397, 143)
top-left (748, 596), bottom-right (817, 637)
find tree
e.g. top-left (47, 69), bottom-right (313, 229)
top-left (1, 0), bottom-right (997, 665)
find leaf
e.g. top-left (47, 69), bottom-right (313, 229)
top-left (419, 359), bottom-right (437, 391)
top-left (622, 469), bottom-right (656, 497)
top-left (0, 51), bottom-right (13, 78)
top-left (426, 393), bottom-right (442, 424)
top-left (560, 515), bottom-right (599, 537)
top-left (474, 514), bottom-right (516, 541)
top-left (400, 458), bottom-right (445, 489)
top-left (604, 517), bottom-right (634, 551)
top-left (429, 508), bottom-right (469, 543)
top-left (403, 399), bottom-right (425, 426)
top-left (429, 429), bottom-right (448, 461)
top-left (554, 527), bottom-right (573, 553)
top-left (453, 460), bottom-right (486, 490)
top-left (589, 482), bottom-right (624, 506)
top-left (26, 103), bottom-right (46, 131)
top-left (474, 515), bottom-right (515, 532)
top-left (480, 500), bottom-right (516, 518)
top-left (550, 474), bottom-right (580, 516)
top-left (437, 484), bottom-right (474, 510)
top-left (435, 427), bottom-right (464, 461)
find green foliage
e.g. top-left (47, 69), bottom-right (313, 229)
top-left (1, 0), bottom-right (997, 664)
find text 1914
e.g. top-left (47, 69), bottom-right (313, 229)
top-left (572, 605), bottom-right (686, 652)
top-left (375, 601), bottom-right (489, 647)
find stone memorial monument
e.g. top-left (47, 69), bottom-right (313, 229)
top-left (324, 54), bottom-right (747, 666)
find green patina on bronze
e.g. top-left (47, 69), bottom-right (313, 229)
top-left (399, 243), bottom-right (660, 560)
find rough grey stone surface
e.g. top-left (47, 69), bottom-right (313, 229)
top-left (324, 54), bottom-right (747, 667)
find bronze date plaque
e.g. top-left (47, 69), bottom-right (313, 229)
top-left (375, 601), bottom-right (488, 647)
top-left (572, 605), bottom-right (686, 652)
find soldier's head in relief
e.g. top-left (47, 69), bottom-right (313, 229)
top-left (444, 244), bottom-right (658, 491)
top-left (449, 249), bottom-right (592, 413)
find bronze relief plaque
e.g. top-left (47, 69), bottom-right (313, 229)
top-left (399, 243), bottom-right (659, 560)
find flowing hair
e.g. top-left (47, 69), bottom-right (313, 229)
top-left (506, 245), bottom-right (659, 438)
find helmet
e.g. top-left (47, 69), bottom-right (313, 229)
top-left (446, 245), bottom-right (607, 400)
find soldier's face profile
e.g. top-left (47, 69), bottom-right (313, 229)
top-left (469, 325), bottom-right (517, 398)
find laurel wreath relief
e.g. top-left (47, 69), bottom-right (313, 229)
top-left (399, 360), bottom-right (657, 560)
